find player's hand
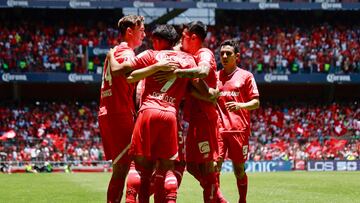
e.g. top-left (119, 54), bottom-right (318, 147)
top-left (209, 88), bottom-right (220, 100)
top-left (106, 48), bottom-right (121, 67)
top-left (225, 102), bottom-right (241, 112)
top-left (153, 71), bottom-right (177, 83)
top-left (156, 60), bottom-right (179, 71)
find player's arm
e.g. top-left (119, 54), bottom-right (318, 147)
top-left (225, 97), bottom-right (260, 112)
top-left (174, 61), bottom-right (210, 79)
top-left (107, 48), bottom-right (133, 76)
top-left (190, 78), bottom-right (219, 100)
top-left (126, 60), bottom-right (179, 83)
top-left (189, 85), bottom-right (218, 105)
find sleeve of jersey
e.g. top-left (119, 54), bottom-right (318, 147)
top-left (129, 50), bottom-right (154, 70)
top-left (247, 74), bottom-right (260, 99)
top-left (197, 50), bottom-right (215, 70)
top-left (114, 47), bottom-right (135, 64)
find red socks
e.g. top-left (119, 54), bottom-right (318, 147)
top-left (236, 174), bottom-right (248, 203)
top-left (202, 172), bottom-right (218, 203)
top-left (126, 165), bottom-right (141, 203)
top-left (164, 170), bottom-right (178, 203)
top-left (215, 172), bottom-right (228, 203)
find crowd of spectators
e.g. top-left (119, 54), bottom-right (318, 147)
top-left (0, 101), bottom-right (359, 166)
top-left (249, 102), bottom-right (360, 161)
top-left (1, 19), bottom-right (360, 74)
top-left (0, 101), bottom-right (103, 166)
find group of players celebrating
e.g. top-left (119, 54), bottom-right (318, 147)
top-left (98, 15), bottom-right (260, 203)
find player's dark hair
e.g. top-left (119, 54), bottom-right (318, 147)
top-left (118, 15), bottom-right (144, 36)
top-left (220, 39), bottom-right (240, 54)
top-left (152, 24), bottom-right (178, 46)
top-left (184, 21), bottom-right (207, 41)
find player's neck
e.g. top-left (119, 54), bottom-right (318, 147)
top-left (123, 37), bottom-right (138, 49)
top-left (126, 41), bottom-right (137, 49)
top-left (224, 65), bottom-right (237, 75)
top-left (189, 43), bottom-right (202, 55)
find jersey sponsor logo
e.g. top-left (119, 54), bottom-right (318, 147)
top-left (326, 74), bottom-right (351, 83)
top-left (1, 73), bottom-right (27, 82)
top-left (151, 92), bottom-right (176, 104)
top-left (101, 89), bottom-right (112, 98)
top-left (155, 52), bottom-right (192, 68)
top-left (198, 141), bottom-right (210, 154)
top-left (219, 91), bottom-right (239, 97)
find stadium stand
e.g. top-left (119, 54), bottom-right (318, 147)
top-left (0, 101), bottom-right (358, 166)
top-left (1, 10), bottom-right (360, 74)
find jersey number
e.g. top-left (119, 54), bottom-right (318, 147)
top-left (101, 60), bottom-right (112, 88)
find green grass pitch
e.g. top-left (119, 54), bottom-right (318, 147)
top-left (1, 171), bottom-right (360, 203)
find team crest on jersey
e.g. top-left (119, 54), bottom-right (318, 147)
top-left (243, 145), bottom-right (248, 156)
top-left (198, 141), bottom-right (210, 154)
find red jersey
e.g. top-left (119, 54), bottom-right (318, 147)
top-left (130, 50), bottom-right (197, 113)
top-left (186, 48), bottom-right (218, 120)
top-left (98, 42), bottom-right (136, 117)
top-left (217, 67), bottom-right (259, 133)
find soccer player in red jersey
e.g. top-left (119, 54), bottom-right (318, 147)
top-left (98, 15), bottom-right (146, 203)
top-left (123, 25), bottom-right (185, 203)
top-left (216, 40), bottom-right (260, 203)
top-left (108, 24), bottom-right (196, 203)
top-left (175, 21), bottom-right (227, 203)
top-left (129, 49), bottom-right (196, 203)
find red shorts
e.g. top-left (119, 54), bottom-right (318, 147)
top-left (130, 108), bottom-right (179, 161)
top-left (218, 131), bottom-right (249, 164)
top-left (98, 113), bottom-right (135, 164)
top-left (186, 116), bottom-right (219, 163)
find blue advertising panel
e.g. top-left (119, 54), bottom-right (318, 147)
top-left (221, 160), bottom-right (292, 172)
top-left (307, 160), bottom-right (360, 171)
top-left (0, 73), bottom-right (101, 83)
top-left (254, 74), bottom-right (360, 84)
top-left (1, 73), bottom-right (359, 84)
top-left (1, 0), bottom-right (360, 10)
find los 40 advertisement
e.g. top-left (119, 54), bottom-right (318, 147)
top-left (221, 160), bottom-right (360, 172)
top-left (307, 160), bottom-right (360, 171)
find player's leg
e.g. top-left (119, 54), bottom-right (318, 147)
top-left (134, 155), bottom-right (154, 203)
top-left (129, 110), bottom-right (156, 203)
top-left (200, 161), bottom-right (219, 203)
top-left (226, 132), bottom-right (249, 203)
top-left (233, 162), bottom-right (247, 203)
top-left (151, 110), bottom-right (179, 203)
top-left (108, 162), bottom-right (130, 203)
top-left (99, 114), bottom-right (133, 203)
top-left (126, 162), bottom-right (141, 203)
top-left (153, 159), bottom-right (177, 203)
top-left (216, 132), bottom-right (229, 203)
top-left (174, 161), bottom-right (186, 188)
